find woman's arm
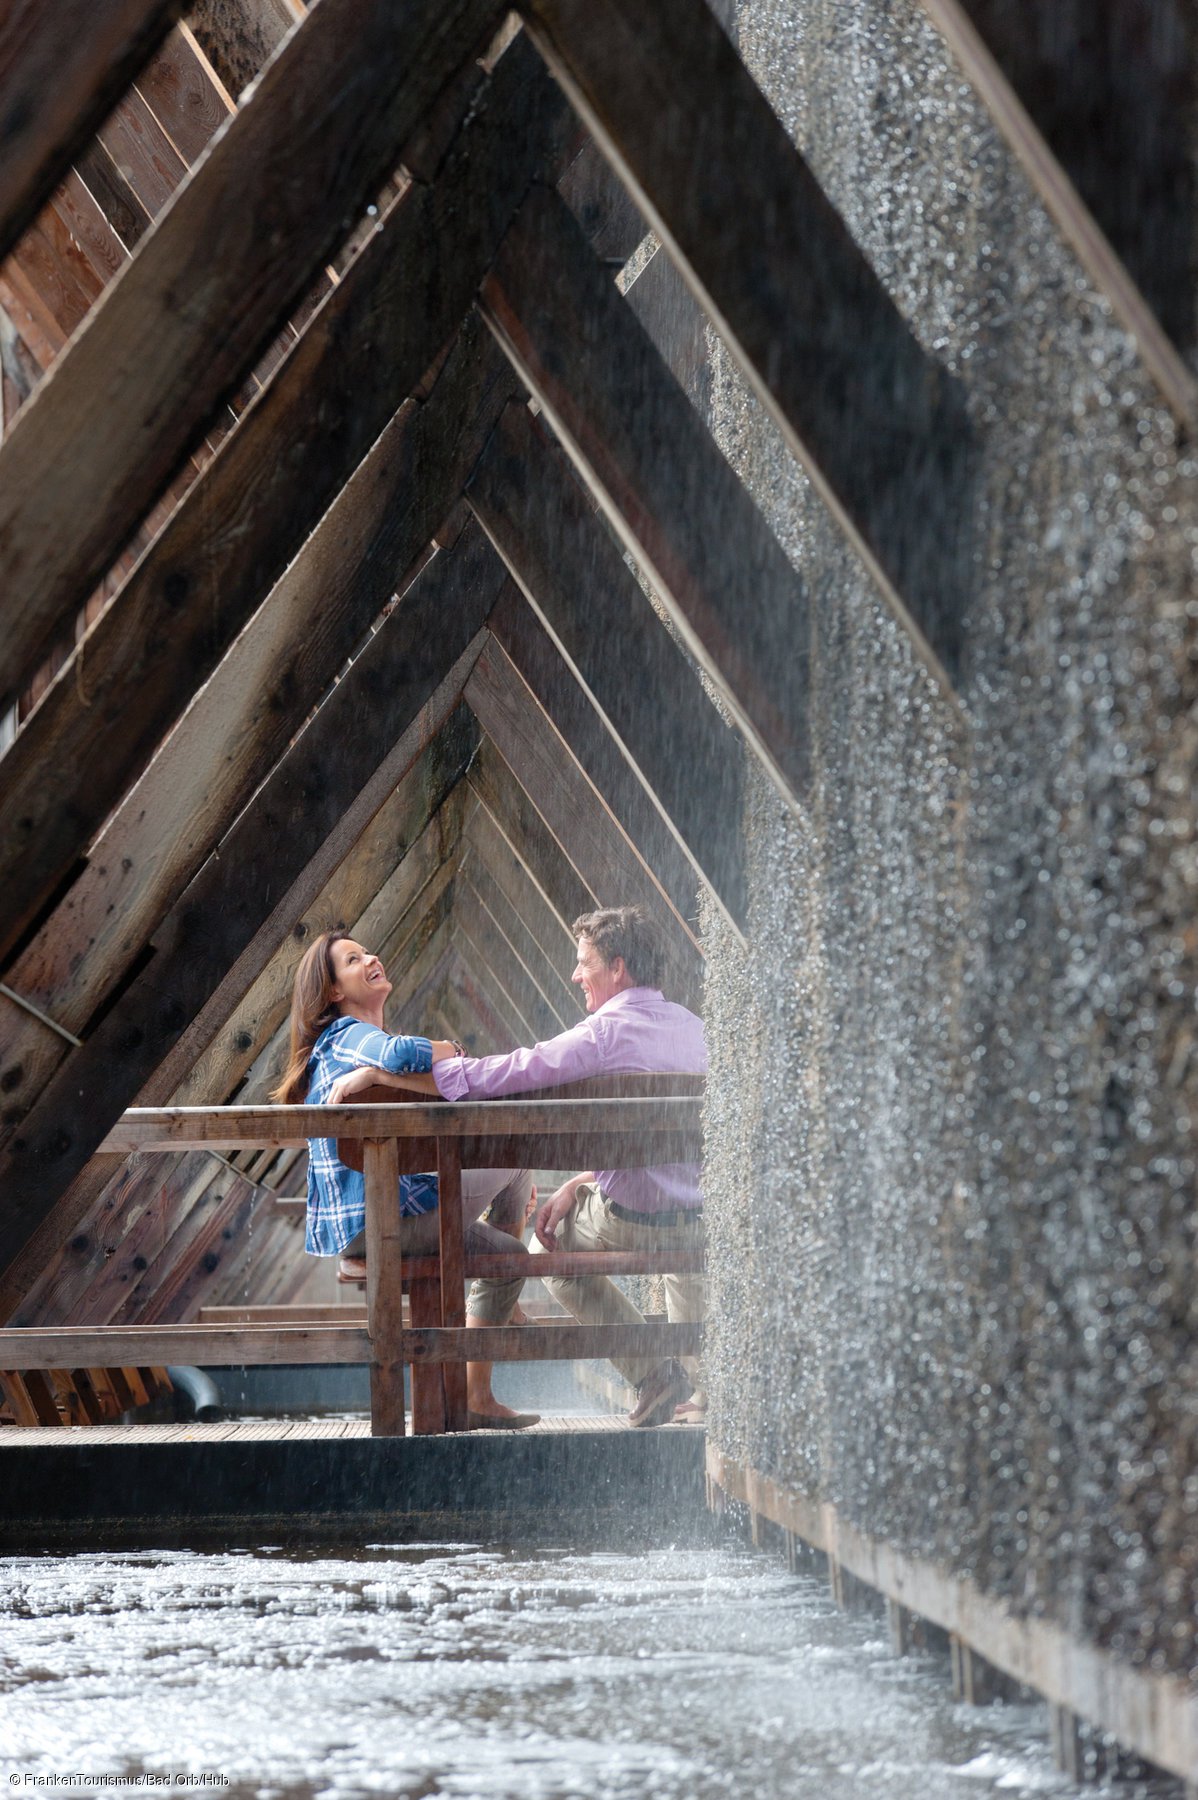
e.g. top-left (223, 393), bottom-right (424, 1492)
top-left (326, 1065), bottom-right (441, 1104)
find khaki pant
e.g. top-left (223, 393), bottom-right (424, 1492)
top-left (344, 1169), bottom-right (532, 1289)
top-left (474, 1182), bottom-right (704, 1387)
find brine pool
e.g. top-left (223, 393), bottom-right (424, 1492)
top-left (1, 1538), bottom-right (1167, 1800)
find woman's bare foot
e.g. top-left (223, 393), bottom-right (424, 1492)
top-left (466, 1395), bottom-right (536, 1422)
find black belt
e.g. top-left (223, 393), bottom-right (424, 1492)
top-left (607, 1200), bottom-right (702, 1228)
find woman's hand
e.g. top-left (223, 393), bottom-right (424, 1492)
top-left (326, 1065), bottom-right (396, 1105)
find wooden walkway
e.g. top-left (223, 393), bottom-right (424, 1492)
top-left (0, 1412), bottom-right (691, 1446)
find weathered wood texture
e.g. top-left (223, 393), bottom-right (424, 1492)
top-left (480, 182), bottom-right (814, 808)
top-left (454, 879), bottom-right (564, 1043)
top-left (186, 0), bottom-right (301, 100)
top-left (173, 740), bottom-right (475, 1107)
top-left (134, 23), bottom-right (237, 167)
top-left (459, 814), bottom-right (581, 1024)
top-left (0, 35), bottom-right (566, 962)
top-left (468, 741), bottom-right (595, 933)
top-left (465, 633), bottom-right (704, 1007)
top-left (364, 1137), bottom-right (406, 1435)
top-left (0, 325), bottom-right (508, 1129)
top-left (709, 1446), bottom-right (1198, 1787)
top-left (0, 530), bottom-right (503, 1308)
top-left (485, 588), bottom-right (702, 941)
top-left (100, 1096), bottom-right (702, 1152)
top-left (0, 0), bottom-right (184, 263)
top-left (926, 0), bottom-right (1198, 418)
top-left (470, 401), bottom-right (746, 925)
top-left (0, 1319), bottom-right (701, 1369)
top-left (0, 0), bottom-right (509, 706)
top-left (463, 800), bottom-right (579, 1000)
top-left (519, 0), bottom-right (972, 681)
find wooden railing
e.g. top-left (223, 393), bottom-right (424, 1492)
top-left (0, 1080), bottom-right (704, 1435)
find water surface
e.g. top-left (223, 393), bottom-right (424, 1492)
top-left (0, 1543), bottom-right (1146, 1799)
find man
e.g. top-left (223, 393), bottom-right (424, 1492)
top-left (432, 906), bottom-right (706, 1429)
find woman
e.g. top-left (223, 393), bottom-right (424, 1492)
top-left (273, 932), bottom-right (536, 1428)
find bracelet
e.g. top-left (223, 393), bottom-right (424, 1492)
top-left (451, 1039), bottom-right (465, 1057)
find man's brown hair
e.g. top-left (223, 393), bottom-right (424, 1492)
top-left (571, 906), bottom-right (664, 988)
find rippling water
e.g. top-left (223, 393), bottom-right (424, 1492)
top-left (0, 1542), bottom-right (1143, 1799)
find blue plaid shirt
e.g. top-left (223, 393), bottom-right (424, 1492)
top-left (304, 1016), bottom-right (437, 1255)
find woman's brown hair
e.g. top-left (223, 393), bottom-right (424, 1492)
top-left (271, 931), bottom-right (348, 1105)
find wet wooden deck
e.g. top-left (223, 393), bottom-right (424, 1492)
top-left (0, 1412), bottom-right (698, 1446)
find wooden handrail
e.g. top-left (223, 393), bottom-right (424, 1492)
top-left (0, 1320), bottom-right (700, 1371)
top-left (73, 1091), bottom-right (707, 1439)
top-left (99, 1095), bottom-right (703, 1155)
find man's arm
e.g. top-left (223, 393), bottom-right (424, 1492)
top-left (433, 1016), bottom-right (605, 1100)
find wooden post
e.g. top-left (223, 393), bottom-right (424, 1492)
top-left (408, 1275), bottom-right (447, 1435)
top-left (363, 1137), bottom-right (405, 1437)
top-left (436, 1139), bottom-right (469, 1432)
top-left (950, 1633), bottom-right (1024, 1705)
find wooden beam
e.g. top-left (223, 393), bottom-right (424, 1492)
top-left (518, 0), bottom-right (972, 678)
top-left (0, 1318), bottom-right (699, 1368)
top-left (484, 576), bottom-right (704, 938)
top-left (0, 0), bottom-right (184, 264)
top-left (457, 852), bottom-right (575, 1032)
top-left (452, 901), bottom-right (547, 1046)
top-left (185, 0), bottom-right (301, 102)
top-left (0, 528), bottom-right (504, 1308)
top-left (922, 0), bottom-right (1198, 422)
top-left (174, 743), bottom-right (475, 1106)
top-left (468, 740), bottom-right (594, 932)
top-left (0, 0), bottom-right (508, 706)
top-left (479, 182), bottom-right (815, 809)
top-left (0, 38), bottom-right (570, 957)
top-left (443, 948), bottom-right (527, 1054)
top-left (465, 634), bottom-right (703, 1008)
top-left (461, 800), bottom-right (579, 1019)
top-left (473, 391), bottom-right (745, 921)
top-left (0, 324), bottom-right (508, 1128)
top-left (134, 23), bottom-right (238, 167)
top-left (99, 1096), bottom-right (701, 1152)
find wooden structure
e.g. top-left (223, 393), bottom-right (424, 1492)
top-left (0, 0), bottom-right (1179, 1349)
top-left (0, 0), bottom-right (1192, 1780)
top-left (1, 1091), bottom-right (702, 1433)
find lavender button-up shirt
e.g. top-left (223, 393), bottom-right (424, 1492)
top-left (432, 986), bottom-right (706, 1213)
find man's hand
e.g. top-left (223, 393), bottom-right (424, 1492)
top-left (535, 1176), bottom-right (588, 1251)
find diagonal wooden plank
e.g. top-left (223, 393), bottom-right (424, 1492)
top-left (0, 321), bottom-right (512, 1135)
top-left (0, 526), bottom-right (505, 1310)
top-left (518, 0), bottom-right (973, 680)
top-left (186, 0), bottom-right (301, 102)
top-left (456, 874), bottom-right (567, 1042)
top-left (468, 742), bottom-right (594, 935)
top-left (484, 578), bottom-right (702, 937)
top-left (0, 0), bottom-right (184, 264)
top-left (464, 634), bottom-right (703, 1009)
top-left (0, 0), bottom-right (507, 705)
top-left (462, 791), bottom-right (578, 1007)
top-left (0, 32), bottom-right (571, 962)
top-left (170, 720), bottom-right (477, 1108)
top-left (468, 399), bottom-right (746, 929)
top-left (479, 182), bottom-right (814, 811)
top-left (921, 0), bottom-right (1198, 423)
top-left (459, 834), bottom-right (576, 1031)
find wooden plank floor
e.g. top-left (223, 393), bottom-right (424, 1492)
top-left (0, 1412), bottom-right (694, 1446)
